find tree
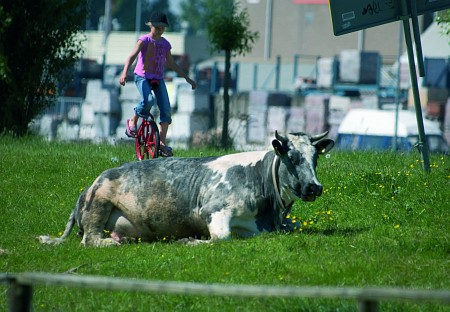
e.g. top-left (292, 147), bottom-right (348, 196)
top-left (0, 0), bottom-right (88, 136)
top-left (180, 0), bottom-right (210, 35)
top-left (207, 1), bottom-right (259, 147)
top-left (113, 0), bottom-right (179, 32)
top-left (86, 0), bottom-right (179, 32)
top-left (0, 6), bottom-right (11, 82)
top-left (436, 9), bottom-right (450, 43)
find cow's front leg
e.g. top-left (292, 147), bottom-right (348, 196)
top-left (176, 209), bottom-right (232, 245)
top-left (207, 209), bottom-right (233, 241)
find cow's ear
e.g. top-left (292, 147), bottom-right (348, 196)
top-left (313, 139), bottom-right (335, 155)
top-left (272, 139), bottom-right (286, 156)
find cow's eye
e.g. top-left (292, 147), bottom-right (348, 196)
top-left (288, 152), bottom-right (301, 164)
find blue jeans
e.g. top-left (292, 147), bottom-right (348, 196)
top-left (134, 74), bottom-right (172, 124)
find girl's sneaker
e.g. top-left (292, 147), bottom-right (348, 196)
top-left (159, 145), bottom-right (173, 157)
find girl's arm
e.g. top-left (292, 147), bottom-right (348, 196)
top-left (119, 40), bottom-right (144, 86)
top-left (166, 51), bottom-right (197, 90)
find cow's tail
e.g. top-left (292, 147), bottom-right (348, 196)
top-left (38, 209), bottom-right (76, 245)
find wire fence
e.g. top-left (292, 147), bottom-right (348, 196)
top-left (43, 96), bottom-right (84, 122)
top-left (1, 272), bottom-right (449, 312)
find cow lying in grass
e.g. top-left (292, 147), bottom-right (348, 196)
top-left (39, 131), bottom-right (334, 246)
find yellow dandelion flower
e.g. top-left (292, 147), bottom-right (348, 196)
top-left (394, 224), bottom-right (400, 229)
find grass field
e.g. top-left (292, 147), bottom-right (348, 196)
top-left (1, 135), bottom-right (449, 311)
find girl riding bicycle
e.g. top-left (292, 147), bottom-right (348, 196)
top-left (119, 11), bottom-right (197, 157)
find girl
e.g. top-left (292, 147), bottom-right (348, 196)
top-left (119, 12), bottom-right (196, 157)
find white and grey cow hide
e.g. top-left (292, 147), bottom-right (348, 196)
top-left (39, 131), bottom-right (334, 246)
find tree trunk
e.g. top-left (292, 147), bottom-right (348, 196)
top-left (221, 49), bottom-right (232, 147)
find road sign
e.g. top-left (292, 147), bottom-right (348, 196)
top-left (329, 0), bottom-right (450, 171)
top-left (329, 0), bottom-right (450, 36)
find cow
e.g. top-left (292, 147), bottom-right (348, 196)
top-left (39, 131), bottom-right (334, 246)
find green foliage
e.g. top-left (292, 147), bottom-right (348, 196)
top-left (116, 0), bottom-right (178, 32)
top-left (436, 9), bottom-right (450, 42)
top-left (207, 1), bottom-right (259, 56)
top-left (0, 0), bottom-right (88, 136)
top-left (180, 0), bottom-right (253, 37)
top-left (0, 136), bottom-right (449, 311)
top-left (0, 6), bottom-right (12, 81)
top-left (85, 0), bottom-right (179, 32)
top-left (179, 0), bottom-right (211, 34)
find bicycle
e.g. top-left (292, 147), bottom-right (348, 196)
top-left (135, 113), bottom-right (160, 160)
top-left (131, 79), bottom-right (163, 160)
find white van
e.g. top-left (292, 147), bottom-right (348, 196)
top-left (336, 109), bottom-right (449, 153)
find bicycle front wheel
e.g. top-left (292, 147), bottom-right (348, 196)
top-left (135, 120), bottom-right (160, 160)
top-left (146, 120), bottom-right (160, 159)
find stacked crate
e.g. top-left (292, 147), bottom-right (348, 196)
top-left (80, 80), bottom-right (121, 140)
top-left (169, 84), bottom-right (210, 147)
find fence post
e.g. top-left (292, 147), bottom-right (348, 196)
top-left (253, 63), bottom-right (258, 90)
top-left (7, 278), bottom-right (33, 312)
top-left (358, 299), bottom-right (378, 312)
top-left (210, 61), bottom-right (219, 94)
top-left (293, 54), bottom-right (299, 84)
top-left (275, 55), bottom-right (281, 90)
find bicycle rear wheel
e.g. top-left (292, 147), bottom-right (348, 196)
top-left (135, 119), bottom-right (160, 160)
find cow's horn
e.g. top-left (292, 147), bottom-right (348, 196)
top-left (310, 131), bottom-right (329, 143)
top-left (275, 130), bottom-right (289, 144)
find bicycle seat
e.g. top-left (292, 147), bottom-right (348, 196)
top-left (149, 79), bottom-right (159, 89)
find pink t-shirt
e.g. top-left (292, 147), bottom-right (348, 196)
top-left (134, 34), bottom-right (172, 80)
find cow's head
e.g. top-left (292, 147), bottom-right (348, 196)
top-left (272, 131), bottom-right (334, 202)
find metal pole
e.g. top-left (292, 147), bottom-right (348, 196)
top-left (135, 0), bottom-right (142, 42)
top-left (264, 0), bottom-right (273, 60)
top-left (101, 0), bottom-right (112, 84)
top-left (358, 30), bottom-right (365, 51)
top-left (410, 0), bottom-right (425, 77)
top-left (393, 22), bottom-right (403, 151)
top-left (400, 0), bottom-right (430, 172)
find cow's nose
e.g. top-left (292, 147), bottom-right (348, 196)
top-left (306, 183), bottom-right (323, 196)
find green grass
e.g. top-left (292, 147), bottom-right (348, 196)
top-left (1, 135), bottom-right (449, 311)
